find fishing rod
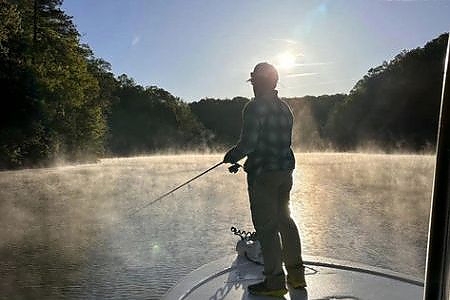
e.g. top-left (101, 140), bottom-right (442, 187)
top-left (128, 161), bottom-right (241, 216)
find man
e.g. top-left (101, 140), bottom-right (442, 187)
top-left (223, 62), bottom-right (306, 297)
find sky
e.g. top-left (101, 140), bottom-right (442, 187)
top-left (62, 0), bottom-right (450, 102)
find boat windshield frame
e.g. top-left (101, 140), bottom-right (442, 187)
top-left (423, 31), bottom-right (450, 300)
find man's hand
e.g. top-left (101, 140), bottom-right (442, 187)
top-left (223, 147), bottom-right (238, 163)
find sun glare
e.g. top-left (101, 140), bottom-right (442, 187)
top-left (276, 52), bottom-right (296, 70)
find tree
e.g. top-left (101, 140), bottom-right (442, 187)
top-left (189, 97), bottom-right (249, 148)
top-left (325, 33), bottom-right (448, 152)
top-left (107, 76), bottom-right (209, 155)
top-left (0, 0), bottom-right (110, 168)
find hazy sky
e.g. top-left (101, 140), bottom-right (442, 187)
top-left (62, 0), bottom-right (450, 102)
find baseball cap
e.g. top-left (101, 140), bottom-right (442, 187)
top-left (247, 62), bottom-right (279, 83)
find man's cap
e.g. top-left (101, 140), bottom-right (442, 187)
top-left (248, 62), bottom-right (279, 83)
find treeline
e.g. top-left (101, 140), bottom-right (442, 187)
top-left (107, 75), bottom-right (208, 156)
top-left (190, 33), bottom-right (448, 153)
top-left (0, 0), bottom-right (448, 169)
top-left (0, 0), bottom-right (107, 167)
top-left (1, 0), bottom-right (109, 168)
top-left (325, 33), bottom-right (448, 151)
top-left (189, 94), bottom-right (345, 151)
top-left (0, 0), bottom-right (208, 169)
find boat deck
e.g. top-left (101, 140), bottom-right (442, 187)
top-left (163, 255), bottom-right (424, 300)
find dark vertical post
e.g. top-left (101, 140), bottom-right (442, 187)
top-left (423, 32), bottom-right (450, 300)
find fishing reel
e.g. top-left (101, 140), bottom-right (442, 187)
top-left (228, 163), bottom-right (241, 174)
top-left (231, 226), bottom-right (263, 265)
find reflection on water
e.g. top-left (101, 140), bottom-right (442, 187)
top-left (293, 153), bottom-right (432, 278)
top-left (0, 153), bottom-right (434, 299)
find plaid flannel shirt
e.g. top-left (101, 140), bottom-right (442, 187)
top-left (227, 91), bottom-right (295, 178)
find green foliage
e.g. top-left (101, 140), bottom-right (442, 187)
top-left (0, 0), bottom-right (211, 167)
top-left (285, 95), bottom-right (344, 150)
top-left (189, 97), bottom-right (249, 148)
top-left (325, 33), bottom-right (448, 151)
top-left (0, 0), bottom-right (447, 169)
top-left (0, 0), bottom-right (108, 168)
top-left (189, 95), bottom-right (344, 151)
top-left (190, 31), bottom-right (447, 152)
top-left (0, 0), bottom-right (45, 167)
top-left (0, 0), bottom-right (21, 56)
top-left (107, 75), bottom-right (209, 155)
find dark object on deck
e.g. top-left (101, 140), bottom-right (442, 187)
top-left (228, 163), bottom-right (241, 174)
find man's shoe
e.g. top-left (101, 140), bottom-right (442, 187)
top-left (248, 280), bottom-right (288, 298)
top-left (286, 274), bottom-right (306, 289)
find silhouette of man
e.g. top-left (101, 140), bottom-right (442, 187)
top-left (223, 62), bottom-right (306, 297)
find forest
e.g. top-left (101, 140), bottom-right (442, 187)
top-left (0, 0), bottom-right (448, 169)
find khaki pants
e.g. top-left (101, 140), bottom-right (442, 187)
top-left (248, 170), bottom-right (303, 288)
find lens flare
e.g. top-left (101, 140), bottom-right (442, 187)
top-left (276, 52), bottom-right (297, 70)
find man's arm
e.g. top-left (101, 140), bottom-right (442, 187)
top-left (223, 102), bottom-right (260, 163)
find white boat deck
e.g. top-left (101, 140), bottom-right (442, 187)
top-left (163, 255), bottom-right (424, 300)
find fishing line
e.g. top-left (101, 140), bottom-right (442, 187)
top-left (128, 161), bottom-right (226, 217)
top-left (98, 161), bottom-right (241, 252)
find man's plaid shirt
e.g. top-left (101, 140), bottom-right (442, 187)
top-left (227, 91), bottom-right (295, 178)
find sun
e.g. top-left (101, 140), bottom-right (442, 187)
top-left (276, 52), bottom-right (296, 70)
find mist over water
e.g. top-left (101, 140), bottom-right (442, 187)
top-left (0, 153), bottom-right (434, 299)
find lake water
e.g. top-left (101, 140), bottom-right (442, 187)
top-left (0, 153), bottom-right (434, 299)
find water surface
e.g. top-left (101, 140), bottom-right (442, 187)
top-left (0, 153), bottom-right (434, 299)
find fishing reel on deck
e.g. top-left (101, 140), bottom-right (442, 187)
top-left (231, 226), bottom-right (264, 265)
top-left (228, 163), bottom-right (241, 174)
